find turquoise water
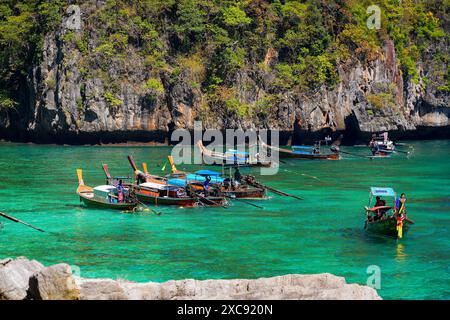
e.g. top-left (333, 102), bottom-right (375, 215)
top-left (0, 140), bottom-right (449, 300)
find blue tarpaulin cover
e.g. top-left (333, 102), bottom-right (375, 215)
top-left (167, 174), bottom-right (225, 187)
top-left (195, 170), bottom-right (222, 176)
top-left (167, 178), bottom-right (189, 187)
top-left (291, 145), bottom-right (314, 155)
top-left (187, 174), bottom-right (224, 183)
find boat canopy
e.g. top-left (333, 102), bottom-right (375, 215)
top-left (187, 173), bottom-right (224, 183)
top-left (370, 187), bottom-right (396, 197)
top-left (140, 182), bottom-right (176, 191)
top-left (292, 145), bottom-right (314, 149)
top-left (195, 170), bottom-right (221, 176)
top-left (94, 185), bottom-right (117, 197)
top-left (291, 145), bottom-right (315, 155)
top-left (94, 185), bottom-right (116, 192)
top-left (167, 178), bottom-right (188, 187)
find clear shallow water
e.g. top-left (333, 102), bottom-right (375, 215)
top-left (0, 140), bottom-right (449, 300)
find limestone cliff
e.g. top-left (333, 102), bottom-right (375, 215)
top-left (0, 1), bottom-right (448, 144)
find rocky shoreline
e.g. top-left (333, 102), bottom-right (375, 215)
top-left (0, 257), bottom-right (381, 300)
top-left (1, 125), bottom-right (450, 147)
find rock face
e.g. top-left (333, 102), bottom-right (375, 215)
top-left (88, 273), bottom-right (381, 300)
top-left (0, 257), bottom-right (44, 300)
top-left (75, 279), bottom-right (128, 300)
top-left (0, 257), bottom-right (381, 300)
top-left (0, 3), bottom-right (447, 144)
top-left (28, 263), bottom-right (80, 300)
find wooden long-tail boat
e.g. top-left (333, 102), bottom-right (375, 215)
top-left (76, 169), bottom-right (138, 210)
top-left (364, 187), bottom-right (414, 239)
top-left (123, 156), bottom-right (228, 207)
top-left (258, 136), bottom-right (340, 160)
top-left (368, 132), bottom-right (395, 157)
top-left (196, 141), bottom-right (272, 167)
top-left (132, 180), bottom-right (227, 207)
top-left (166, 156), bottom-right (267, 199)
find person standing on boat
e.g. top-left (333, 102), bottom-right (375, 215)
top-left (234, 167), bottom-right (242, 184)
top-left (203, 175), bottom-right (212, 196)
top-left (394, 193), bottom-right (407, 238)
top-left (117, 179), bottom-right (125, 203)
top-left (395, 193), bottom-right (407, 217)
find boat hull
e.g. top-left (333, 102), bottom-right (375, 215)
top-left (136, 193), bottom-right (226, 207)
top-left (197, 141), bottom-right (272, 167)
top-left (202, 154), bottom-right (272, 167)
top-left (223, 188), bottom-right (266, 199)
top-left (365, 217), bottom-right (413, 239)
top-left (279, 152), bottom-right (340, 160)
top-left (79, 194), bottom-right (137, 210)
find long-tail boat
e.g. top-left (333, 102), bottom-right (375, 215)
top-left (258, 135), bottom-right (341, 160)
top-left (124, 156), bottom-right (228, 207)
top-left (368, 132), bottom-right (395, 157)
top-left (165, 156), bottom-right (267, 199)
top-left (196, 141), bottom-right (272, 167)
top-left (76, 169), bottom-right (138, 210)
top-left (364, 187), bottom-right (414, 239)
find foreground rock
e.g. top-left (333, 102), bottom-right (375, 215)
top-left (28, 263), bottom-right (80, 300)
top-left (77, 274), bottom-right (380, 300)
top-left (0, 258), bottom-right (381, 300)
top-left (0, 257), bottom-right (44, 300)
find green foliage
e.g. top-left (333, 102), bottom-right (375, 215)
top-left (225, 97), bottom-right (251, 117)
top-left (339, 24), bottom-right (381, 62)
top-left (437, 66), bottom-right (450, 93)
top-left (175, 0), bottom-right (208, 36)
top-left (61, 31), bottom-right (75, 44)
top-left (143, 78), bottom-right (164, 93)
top-left (279, 1), bottom-right (308, 25)
top-left (177, 53), bottom-right (206, 84)
top-left (366, 82), bottom-right (398, 110)
top-left (0, 1), bottom-right (64, 107)
top-left (303, 55), bottom-right (338, 89)
top-left (45, 75), bottom-right (56, 90)
top-left (0, 90), bottom-right (17, 109)
top-left (75, 36), bottom-right (88, 55)
top-left (94, 43), bottom-right (115, 59)
top-left (103, 91), bottom-right (123, 108)
top-left (255, 94), bottom-right (278, 115)
top-left (0, 0), bottom-right (448, 117)
top-left (76, 97), bottom-right (83, 111)
top-left (366, 93), bottom-right (395, 110)
top-left (275, 54), bottom-right (337, 91)
top-left (275, 63), bottom-right (300, 89)
top-left (222, 5), bottom-right (252, 27)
